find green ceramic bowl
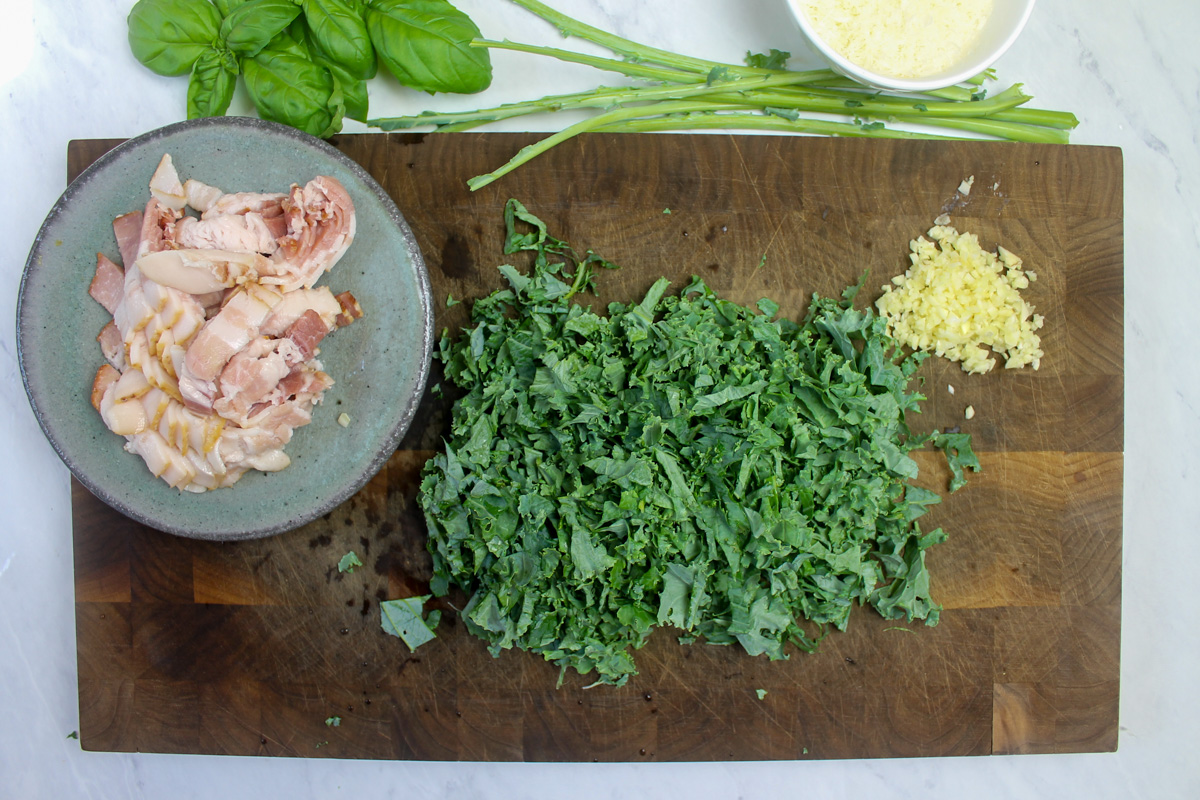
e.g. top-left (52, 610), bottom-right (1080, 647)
top-left (17, 117), bottom-right (432, 541)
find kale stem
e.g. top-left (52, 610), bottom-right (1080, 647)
top-left (473, 38), bottom-right (702, 84)
top-left (988, 107), bottom-right (1081, 130)
top-left (468, 100), bottom-right (763, 190)
top-left (473, 37), bottom-right (838, 87)
top-left (374, 71), bottom-right (841, 133)
top-left (595, 112), bottom-right (969, 140)
top-left (719, 84), bottom-right (1032, 120)
top-left (507, 0), bottom-right (765, 77)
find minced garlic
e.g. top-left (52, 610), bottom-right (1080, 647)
top-left (799, 0), bottom-right (993, 79)
top-left (876, 224), bottom-right (1044, 374)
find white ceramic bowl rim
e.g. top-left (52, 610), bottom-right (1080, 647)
top-left (787, 0), bottom-right (1037, 93)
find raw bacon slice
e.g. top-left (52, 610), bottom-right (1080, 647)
top-left (136, 248), bottom-right (267, 294)
top-left (88, 253), bottom-right (125, 315)
top-left (112, 211), bottom-right (143, 268)
top-left (174, 213), bottom-right (280, 255)
top-left (265, 176), bottom-right (356, 292)
top-left (96, 321), bottom-right (125, 370)
top-left (334, 291), bottom-right (363, 327)
top-left (149, 154), bottom-right (187, 211)
top-left (284, 309), bottom-right (329, 361)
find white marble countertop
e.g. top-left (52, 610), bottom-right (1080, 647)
top-left (2, 1), bottom-right (1196, 797)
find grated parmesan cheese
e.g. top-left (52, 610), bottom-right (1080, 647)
top-left (800, 0), bottom-right (994, 79)
top-left (876, 224), bottom-right (1044, 374)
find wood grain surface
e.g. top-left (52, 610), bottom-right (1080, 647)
top-left (69, 132), bottom-right (1123, 761)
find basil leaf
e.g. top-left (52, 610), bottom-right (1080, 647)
top-left (321, 56), bottom-right (370, 121)
top-left (127, 0), bottom-right (223, 77)
top-left (243, 49), bottom-right (345, 138)
top-left (364, 0), bottom-right (492, 94)
top-left (220, 0), bottom-right (303, 58)
top-left (186, 46), bottom-right (239, 118)
top-left (213, 0), bottom-right (253, 15)
top-left (303, 0), bottom-right (377, 79)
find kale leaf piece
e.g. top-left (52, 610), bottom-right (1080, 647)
top-left (419, 200), bottom-right (976, 686)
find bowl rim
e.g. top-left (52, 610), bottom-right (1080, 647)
top-left (786, 0), bottom-right (1037, 93)
top-left (16, 115), bottom-right (433, 540)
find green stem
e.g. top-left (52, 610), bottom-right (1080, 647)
top-left (989, 107), bottom-right (1080, 130)
top-left (729, 84), bottom-right (1031, 120)
top-left (507, 0), bottom-right (767, 77)
top-left (467, 99), bottom-right (765, 190)
top-left (595, 111), bottom-right (967, 140)
top-left (879, 115), bottom-right (1071, 143)
top-left (473, 38), bottom-right (703, 84)
top-left (372, 70), bottom-right (838, 132)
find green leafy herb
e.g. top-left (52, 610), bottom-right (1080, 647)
top-left (66, 731), bottom-right (79, 740)
top-left (186, 47), bottom-right (240, 119)
top-left (243, 47), bottom-right (346, 137)
top-left (303, 0), bottom-right (376, 79)
top-left (127, 0), bottom-right (223, 76)
top-left (744, 49), bottom-right (791, 70)
top-left (219, 0), bottom-right (302, 57)
top-left (338, 550), bottom-right (363, 573)
top-left (419, 201), bottom-right (973, 686)
top-left (364, 0), bottom-right (493, 94)
top-left (127, 0), bottom-right (490, 137)
top-left (380, 595), bottom-right (441, 650)
top-left (755, 689), bottom-right (768, 700)
top-left (325, 715), bottom-right (342, 726)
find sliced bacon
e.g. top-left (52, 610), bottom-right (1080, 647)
top-left (260, 287), bottom-right (343, 336)
top-left (183, 284), bottom-right (283, 382)
top-left (112, 211), bottom-right (143, 268)
top-left (137, 248), bottom-right (267, 294)
top-left (96, 321), bottom-right (125, 370)
top-left (88, 253), bottom-right (125, 315)
top-left (202, 192), bottom-right (286, 219)
top-left (149, 154), bottom-right (187, 211)
top-left (183, 179), bottom-right (224, 213)
top-left (284, 309), bottom-right (329, 361)
top-left (266, 176), bottom-right (356, 292)
top-left (136, 198), bottom-right (181, 259)
top-left (334, 291), bottom-right (363, 327)
top-left (174, 213), bottom-right (280, 255)
top-left (90, 364), bottom-right (120, 411)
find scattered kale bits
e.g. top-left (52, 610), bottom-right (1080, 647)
top-left (418, 199), bottom-right (977, 686)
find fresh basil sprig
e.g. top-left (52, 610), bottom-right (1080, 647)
top-left (127, 0), bottom-right (492, 137)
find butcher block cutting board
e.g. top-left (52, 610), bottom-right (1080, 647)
top-left (69, 132), bottom-right (1123, 761)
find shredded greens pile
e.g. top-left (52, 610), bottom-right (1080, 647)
top-left (419, 200), bottom-right (978, 686)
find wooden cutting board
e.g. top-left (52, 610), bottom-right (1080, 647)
top-left (70, 132), bottom-right (1123, 760)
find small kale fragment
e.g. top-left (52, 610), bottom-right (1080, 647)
top-left (380, 595), bottom-right (441, 651)
top-left (337, 551), bottom-right (363, 573)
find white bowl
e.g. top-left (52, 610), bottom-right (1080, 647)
top-left (786, 0), bottom-right (1036, 92)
